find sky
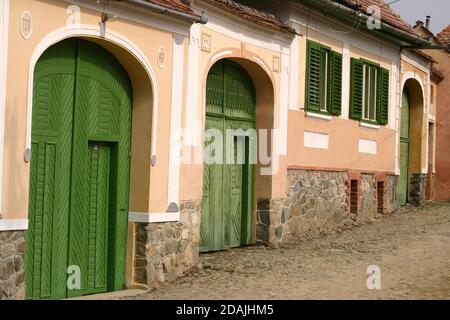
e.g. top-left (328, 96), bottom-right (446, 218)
top-left (390, 0), bottom-right (449, 35)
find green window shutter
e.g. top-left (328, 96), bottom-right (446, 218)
top-left (329, 51), bottom-right (342, 116)
top-left (306, 41), bottom-right (321, 112)
top-left (377, 67), bottom-right (390, 125)
top-left (350, 58), bottom-right (364, 120)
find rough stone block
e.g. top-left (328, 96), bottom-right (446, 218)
top-left (257, 210), bottom-right (270, 226)
top-left (0, 243), bottom-right (16, 258)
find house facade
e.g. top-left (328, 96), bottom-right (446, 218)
top-left (413, 23), bottom-right (450, 201)
top-left (0, 0), bottom-right (437, 299)
top-left (434, 26), bottom-right (450, 201)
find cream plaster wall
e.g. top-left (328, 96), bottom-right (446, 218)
top-left (2, 0), bottom-right (180, 219)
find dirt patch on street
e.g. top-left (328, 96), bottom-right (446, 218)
top-left (126, 202), bottom-right (450, 300)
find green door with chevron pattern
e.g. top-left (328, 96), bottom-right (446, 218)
top-left (25, 39), bottom-right (132, 299)
top-left (200, 60), bottom-right (256, 252)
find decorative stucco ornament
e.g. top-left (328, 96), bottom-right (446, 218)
top-left (201, 33), bottom-right (211, 53)
top-left (272, 56), bottom-right (281, 73)
top-left (20, 12), bottom-right (33, 39)
top-left (158, 47), bottom-right (167, 69)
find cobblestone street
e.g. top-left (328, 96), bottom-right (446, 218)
top-left (125, 202), bottom-right (450, 300)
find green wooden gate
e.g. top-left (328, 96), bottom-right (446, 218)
top-left (200, 60), bottom-right (256, 252)
top-left (25, 39), bottom-right (132, 299)
top-left (397, 88), bottom-right (410, 206)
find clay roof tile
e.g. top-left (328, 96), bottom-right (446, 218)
top-left (436, 25), bottom-right (450, 45)
top-left (202, 0), bottom-right (296, 34)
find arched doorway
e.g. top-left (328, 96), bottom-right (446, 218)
top-left (200, 59), bottom-right (257, 252)
top-left (397, 78), bottom-right (425, 205)
top-left (25, 38), bottom-right (132, 299)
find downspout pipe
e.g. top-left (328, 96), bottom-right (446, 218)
top-left (125, 0), bottom-right (208, 24)
top-left (300, 0), bottom-right (430, 47)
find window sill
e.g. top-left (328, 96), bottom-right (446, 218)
top-left (360, 122), bottom-right (381, 130)
top-left (305, 112), bottom-right (332, 121)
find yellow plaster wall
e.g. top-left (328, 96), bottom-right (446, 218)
top-left (3, 0), bottom-right (177, 219)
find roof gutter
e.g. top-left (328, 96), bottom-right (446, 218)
top-left (402, 44), bottom-right (450, 50)
top-left (125, 0), bottom-right (208, 24)
top-left (299, 0), bottom-right (430, 47)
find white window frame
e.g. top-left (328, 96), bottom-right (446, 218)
top-left (362, 64), bottom-right (378, 122)
top-left (320, 50), bottom-right (329, 113)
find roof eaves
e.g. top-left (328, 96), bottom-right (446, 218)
top-left (200, 0), bottom-right (296, 34)
top-left (296, 0), bottom-right (429, 46)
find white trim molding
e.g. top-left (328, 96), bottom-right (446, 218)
top-left (400, 71), bottom-right (425, 103)
top-left (289, 25), bottom-right (301, 110)
top-left (304, 131), bottom-right (329, 150)
top-left (26, 24), bottom-right (159, 161)
top-left (211, 50), bottom-right (233, 63)
top-left (359, 122), bottom-right (380, 130)
top-left (128, 212), bottom-right (180, 223)
top-left (0, 219), bottom-right (28, 231)
top-left (358, 138), bottom-right (377, 155)
top-left (279, 52), bottom-right (290, 156)
top-left (341, 44), bottom-right (350, 120)
top-left (0, 0), bottom-right (9, 214)
top-left (389, 61), bottom-right (400, 130)
top-left (252, 56), bottom-right (271, 75)
top-left (167, 34), bottom-right (185, 207)
top-left (185, 23), bottom-right (201, 146)
top-left (306, 112), bottom-right (332, 121)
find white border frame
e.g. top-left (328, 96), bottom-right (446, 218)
top-left (128, 212), bottom-right (180, 223)
top-left (0, 0), bottom-right (9, 214)
top-left (0, 219), bottom-right (28, 231)
top-left (167, 34), bottom-right (185, 208)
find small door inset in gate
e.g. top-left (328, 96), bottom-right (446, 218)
top-left (229, 135), bottom-right (253, 248)
top-left (83, 142), bottom-right (114, 294)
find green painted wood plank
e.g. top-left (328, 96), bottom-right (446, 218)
top-left (201, 60), bottom-right (256, 252)
top-left (27, 38), bottom-right (131, 299)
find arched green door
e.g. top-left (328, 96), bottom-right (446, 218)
top-left (397, 88), bottom-right (410, 206)
top-left (25, 39), bottom-right (132, 299)
top-left (200, 60), bottom-right (256, 252)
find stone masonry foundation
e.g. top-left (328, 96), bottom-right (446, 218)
top-left (133, 200), bottom-right (200, 288)
top-left (384, 174), bottom-right (398, 213)
top-left (410, 173), bottom-right (427, 204)
top-left (256, 169), bottom-right (398, 243)
top-left (0, 230), bottom-right (26, 300)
